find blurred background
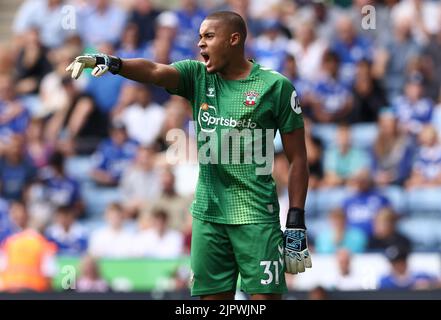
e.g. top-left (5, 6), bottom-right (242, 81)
top-left (0, 0), bottom-right (440, 299)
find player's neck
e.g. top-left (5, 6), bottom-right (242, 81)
top-left (218, 57), bottom-right (253, 81)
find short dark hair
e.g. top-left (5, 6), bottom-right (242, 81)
top-left (205, 11), bottom-right (247, 44)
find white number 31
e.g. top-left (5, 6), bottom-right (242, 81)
top-left (260, 260), bottom-right (280, 285)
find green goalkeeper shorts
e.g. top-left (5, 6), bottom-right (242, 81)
top-left (190, 217), bottom-right (287, 296)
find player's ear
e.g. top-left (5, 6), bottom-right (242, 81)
top-left (230, 32), bottom-right (241, 47)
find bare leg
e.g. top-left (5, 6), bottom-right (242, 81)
top-left (201, 291), bottom-right (235, 300)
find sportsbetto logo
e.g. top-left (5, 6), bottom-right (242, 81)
top-left (198, 103), bottom-right (257, 133)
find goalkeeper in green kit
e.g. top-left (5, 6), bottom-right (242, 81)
top-left (66, 11), bottom-right (311, 300)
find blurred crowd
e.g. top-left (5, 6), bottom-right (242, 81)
top-left (0, 0), bottom-right (441, 293)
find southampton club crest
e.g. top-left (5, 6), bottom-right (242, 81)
top-left (243, 90), bottom-right (260, 106)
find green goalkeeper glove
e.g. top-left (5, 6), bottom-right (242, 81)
top-left (66, 53), bottom-right (122, 79)
top-left (283, 207), bottom-right (312, 274)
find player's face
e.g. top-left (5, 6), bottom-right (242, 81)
top-left (198, 19), bottom-right (232, 73)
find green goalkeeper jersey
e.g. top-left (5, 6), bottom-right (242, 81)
top-left (169, 60), bottom-right (303, 224)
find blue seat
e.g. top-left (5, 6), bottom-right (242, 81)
top-left (398, 217), bottom-right (441, 251)
top-left (315, 187), bottom-right (352, 216)
top-left (65, 156), bottom-right (94, 183)
top-left (351, 123), bottom-right (378, 150)
top-left (311, 124), bottom-right (337, 149)
top-left (379, 186), bottom-right (407, 214)
top-left (407, 188), bottom-right (441, 214)
top-left (81, 182), bottom-right (122, 219)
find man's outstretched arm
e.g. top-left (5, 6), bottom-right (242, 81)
top-left (281, 128), bottom-right (311, 275)
top-left (66, 54), bottom-right (180, 91)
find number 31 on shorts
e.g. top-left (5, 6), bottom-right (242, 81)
top-left (260, 260), bottom-right (283, 285)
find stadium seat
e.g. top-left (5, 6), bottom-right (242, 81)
top-left (350, 123), bottom-right (378, 150)
top-left (406, 188), bottom-right (441, 214)
top-left (311, 124), bottom-right (337, 149)
top-left (315, 187), bottom-right (352, 216)
top-left (65, 156), bottom-right (94, 183)
top-left (81, 182), bottom-right (122, 219)
top-left (379, 186), bottom-right (407, 214)
top-left (398, 217), bottom-right (441, 251)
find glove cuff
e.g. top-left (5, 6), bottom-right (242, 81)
top-left (286, 207), bottom-right (306, 229)
top-left (95, 54), bottom-right (123, 75)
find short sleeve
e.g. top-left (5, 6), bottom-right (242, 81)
top-left (166, 60), bottom-right (203, 102)
top-left (274, 77), bottom-right (304, 133)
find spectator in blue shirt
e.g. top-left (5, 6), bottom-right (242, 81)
top-left (252, 19), bottom-right (288, 73)
top-left (0, 135), bottom-right (36, 201)
top-left (331, 15), bottom-right (373, 86)
top-left (0, 74), bottom-right (30, 145)
top-left (379, 245), bottom-right (439, 290)
top-left (77, 0), bottom-right (127, 49)
top-left (315, 207), bottom-right (367, 254)
top-left (392, 73), bottom-right (434, 137)
top-left (173, 0), bottom-right (206, 60)
top-left (45, 205), bottom-right (88, 256)
top-left (39, 151), bottom-right (83, 217)
top-left (0, 198), bottom-right (11, 244)
top-left (343, 170), bottom-right (391, 237)
top-left (85, 43), bottom-right (126, 114)
top-left (310, 51), bottom-right (353, 123)
top-left (91, 121), bottom-right (139, 187)
top-left (115, 23), bottom-right (145, 59)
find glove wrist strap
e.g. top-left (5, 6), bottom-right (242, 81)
top-left (96, 55), bottom-right (123, 75)
top-left (286, 207), bottom-right (306, 229)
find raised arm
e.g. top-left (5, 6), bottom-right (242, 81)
top-left (66, 54), bottom-right (180, 91)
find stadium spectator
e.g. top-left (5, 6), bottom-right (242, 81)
top-left (0, 198), bottom-right (11, 244)
top-left (76, 254), bottom-right (109, 292)
top-left (371, 111), bottom-right (414, 186)
top-left (378, 245), bottom-right (439, 290)
top-left (12, 0), bottom-right (76, 49)
top-left (252, 19), bottom-right (288, 72)
top-left (308, 285), bottom-right (328, 300)
top-left (405, 125), bottom-right (441, 189)
top-left (392, 73), bottom-right (434, 137)
top-left (329, 248), bottom-right (364, 291)
top-left (173, 0), bottom-right (206, 61)
top-left (120, 145), bottom-right (161, 219)
top-left (309, 51), bottom-right (353, 123)
top-left (46, 76), bottom-right (108, 155)
top-left (0, 74), bottom-right (30, 146)
top-left (116, 23), bottom-right (144, 59)
top-left (304, 118), bottom-right (324, 189)
top-left (368, 208), bottom-right (411, 253)
top-left (286, 19), bottom-right (327, 82)
top-left (127, 0), bottom-right (161, 46)
top-left (422, 14), bottom-right (441, 102)
top-left (38, 152), bottom-right (83, 217)
top-left (115, 84), bottom-right (165, 146)
top-left (14, 28), bottom-right (52, 98)
top-left (90, 121), bottom-right (139, 187)
top-left (88, 202), bottom-right (133, 258)
top-left (375, 17), bottom-right (421, 100)
top-left (77, 0), bottom-right (127, 49)
top-left (85, 43), bottom-right (127, 115)
top-left (315, 208), bottom-right (367, 254)
top-left (342, 170), bottom-right (392, 237)
top-left (25, 118), bottom-right (54, 169)
top-left (147, 167), bottom-right (192, 233)
top-left (330, 15), bottom-right (373, 86)
top-left (0, 205), bottom-right (57, 292)
top-left (0, 135), bottom-right (36, 201)
top-left (322, 123), bottom-right (370, 187)
top-left (45, 205), bottom-right (88, 256)
top-left (350, 59), bottom-right (388, 123)
top-left (132, 209), bottom-right (184, 258)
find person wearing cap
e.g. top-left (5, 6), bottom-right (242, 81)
top-left (378, 245), bottom-right (439, 290)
